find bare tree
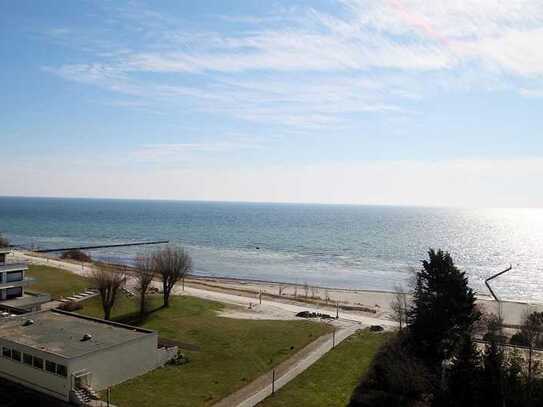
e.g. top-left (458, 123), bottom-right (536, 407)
top-left (89, 266), bottom-right (126, 320)
top-left (303, 281), bottom-right (309, 299)
top-left (389, 285), bottom-right (410, 330)
top-left (310, 285), bottom-right (319, 299)
top-left (135, 253), bottom-right (156, 317)
top-left (153, 246), bottom-right (193, 307)
top-left (512, 310), bottom-right (543, 385)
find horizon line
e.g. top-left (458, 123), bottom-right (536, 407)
top-left (1, 194), bottom-right (542, 210)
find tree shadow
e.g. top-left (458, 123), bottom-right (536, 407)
top-left (112, 304), bottom-right (165, 325)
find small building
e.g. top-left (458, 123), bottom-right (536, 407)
top-left (0, 248), bottom-right (50, 313)
top-left (0, 309), bottom-right (177, 404)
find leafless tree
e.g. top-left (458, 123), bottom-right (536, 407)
top-left (389, 285), bottom-right (410, 330)
top-left (310, 286), bottom-right (319, 299)
top-left (517, 310), bottom-right (543, 385)
top-left (134, 253), bottom-right (156, 317)
top-left (89, 266), bottom-right (126, 320)
top-left (153, 246), bottom-right (193, 307)
top-left (303, 281), bottom-right (309, 298)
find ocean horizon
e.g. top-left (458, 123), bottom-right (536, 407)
top-left (1, 196), bottom-right (542, 303)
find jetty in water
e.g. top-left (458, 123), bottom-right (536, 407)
top-left (29, 240), bottom-right (169, 253)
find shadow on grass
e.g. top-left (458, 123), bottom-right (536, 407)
top-left (109, 304), bottom-right (202, 352)
top-left (111, 304), bottom-right (166, 325)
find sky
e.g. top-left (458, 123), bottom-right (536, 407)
top-left (1, 0), bottom-right (543, 207)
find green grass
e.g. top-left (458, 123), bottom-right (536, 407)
top-left (258, 330), bottom-right (390, 407)
top-left (26, 265), bottom-right (91, 299)
top-left (79, 294), bottom-right (333, 407)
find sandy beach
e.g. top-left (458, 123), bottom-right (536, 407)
top-left (11, 250), bottom-right (542, 327)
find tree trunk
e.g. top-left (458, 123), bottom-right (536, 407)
top-left (104, 305), bottom-right (111, 321)
top-left (140, 291), bottom-right (146, 317)
top-left (163, 280), bottom-right (170, 307)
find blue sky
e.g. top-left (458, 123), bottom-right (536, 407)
top-left (2, 0), bottom-right (543, 206)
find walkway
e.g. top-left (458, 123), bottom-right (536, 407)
top-left (214, 323), bottom-right (359, 407)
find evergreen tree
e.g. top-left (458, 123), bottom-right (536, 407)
top-left (482, 334), bottom-right (506, 407)
top-left (408, 249), bottom-right (480, 368)
top-left (446, 334), bottom-right (482, 407)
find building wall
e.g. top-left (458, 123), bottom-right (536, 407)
top-left (68, 333), bottom-right (163, 392)
top-left (0, 338), bottom-right (71, 401)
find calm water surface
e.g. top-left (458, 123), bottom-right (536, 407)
top-left (0, 197), bottom-right (542, 302)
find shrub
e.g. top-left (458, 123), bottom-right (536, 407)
top-left (0, 233), bottom-right (9, 247)
top-left (349, 334), bottom-right (432, 407)
top-left (60, 249), bottom-right (91, 262)
top-left (58, 301), bottom-right (83, 312)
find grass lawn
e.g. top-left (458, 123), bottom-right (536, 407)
top-left (26, 265), bottom-right (91, 299)
top-left (79, 294), bottom-right (333, 407)
top-left (258, 329), bottom-right (390, 407)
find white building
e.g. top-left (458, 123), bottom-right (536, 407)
top-left (0, 248), bottom-right (27, 301)
top-left (0, 309), bottom-right (177, 404)
top-left (0, 248), bottom-right (49, 313)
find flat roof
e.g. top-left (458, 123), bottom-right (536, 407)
top-left (0, 293), bottom-right (51, 310)
top-left (0, 310), bottom-right (155, 359)
top-left (0, 263), bottom-right (28, 272)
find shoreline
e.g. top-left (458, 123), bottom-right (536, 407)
top-left (15, 250), bottom-right (543, 326)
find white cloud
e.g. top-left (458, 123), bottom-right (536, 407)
top-left (132, 139), bottom-right (264, 162)
top-left (42, 0), bottom-right (543, 134)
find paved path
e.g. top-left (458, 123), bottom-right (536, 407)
top-left (176, 285), bottom-right (397, 328)
top-left (214, 323), bottom-right (359, 407)
top-left (15, 251), bottom-right (397, 328)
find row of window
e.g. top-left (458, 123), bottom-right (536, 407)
top-left (0, 271), bottom-right (24, 283)
top-left (2, 346), bottom-right (67, 377)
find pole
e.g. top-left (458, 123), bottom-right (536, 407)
top-left (272, 369), bottom-right (275, 395)
top-left (182, 277), bottom-right (185, 291)
top-left (332, 328), bottom-right (336, 349)
top-left (107, 387), bottom-right (111, 407)
top-left (259, 290), bottom-right (262, 305)
top-left (484, 265), bottom-right (512, 321)
top-left (336, 301), bottom-right (339, 319)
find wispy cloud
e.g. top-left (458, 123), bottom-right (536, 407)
top-left (43, 0), bottom-right (543, 133)
top-left (131, 137), bottom-right (264, 162)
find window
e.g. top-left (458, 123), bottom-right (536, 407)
top-left (56, 364), bottom-right (67, 377)
top-left (2, 347), bottom-right (11, 358)
top-left (11, 349), bottom-right (21, 362)
top-left (6, 271), bottom-right (23, 282)
top-left (33, 356), bottom-right (44, 369)
top-left (6, 287), bottom-right (22, 299)
top-left (23, 353), bottom-right (32, 366)
top-left (45, 360), bottom-right (56, 374)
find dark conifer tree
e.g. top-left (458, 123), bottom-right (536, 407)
top-left (408, 249), bottom-right (480, 368)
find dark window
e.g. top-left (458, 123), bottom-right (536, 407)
top-left (45, 360), bottom-right (56, 374)
top-left (56, 364), bottom-right (67, 377)
top-left (33, 356), bottom-right (44, 369)
top-left (11, 349), bottom-right (21, 362)
top-left (2, 347), bottom-right (11, 358)
top-left (6, 287), bottom-right (22, 299)
top-left (23, 353), bottom-right (33, 366)
top-left (6, 271), bottom-right (23, 282)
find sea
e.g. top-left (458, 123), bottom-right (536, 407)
top-left (0, 196), bottom-right (542, 303)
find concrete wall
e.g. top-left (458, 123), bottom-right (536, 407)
top-left (0, 338), bottom-right (70, 401)
top-left (68, 332), bottom-right (164, 391)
